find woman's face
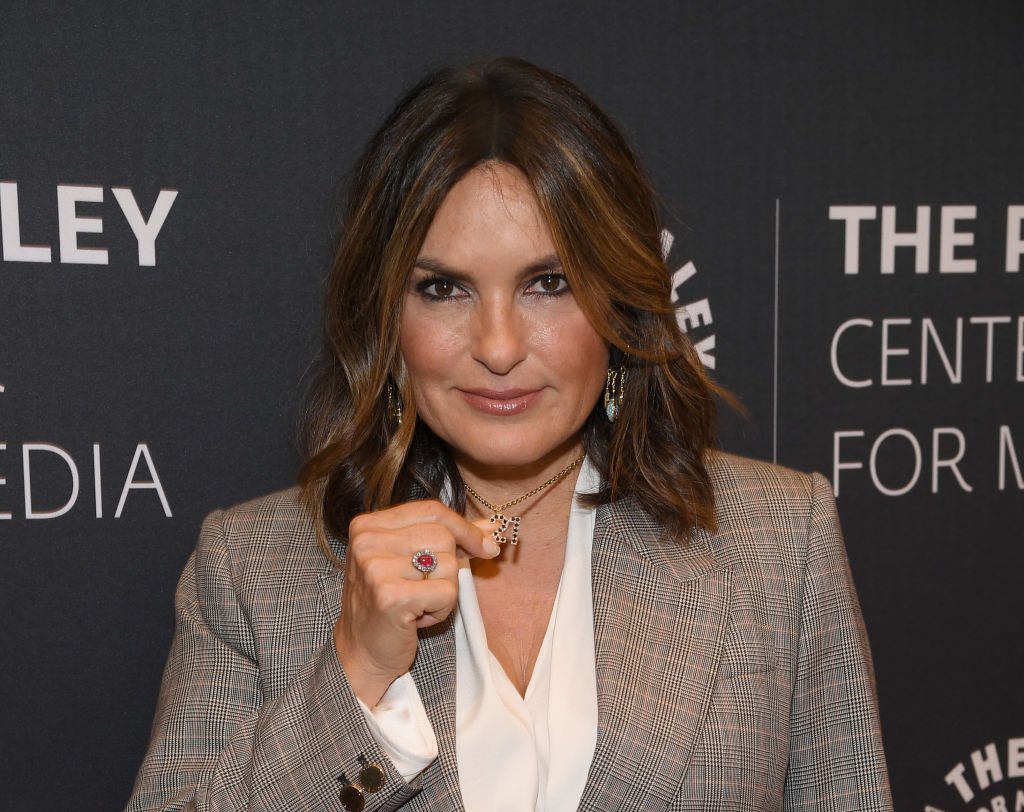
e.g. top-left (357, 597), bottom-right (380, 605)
top-left (399, 162), bottom-right (608, 476)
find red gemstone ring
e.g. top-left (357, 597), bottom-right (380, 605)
top-left (411, 549), bottom-right (438, 578)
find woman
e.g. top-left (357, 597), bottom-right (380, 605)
top-left (127, 58), bottom-right (893, 811)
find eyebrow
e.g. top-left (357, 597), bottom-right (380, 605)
top-left (413, 253), bottom-right (563, 281)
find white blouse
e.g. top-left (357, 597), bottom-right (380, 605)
top-left (357, 459), bottom-right (601, 811)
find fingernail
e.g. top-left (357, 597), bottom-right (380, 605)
top-left (484, 540), bottom-right (500, 557)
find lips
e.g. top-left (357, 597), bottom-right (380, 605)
top-left (457, 387), bottom-right (543, 415)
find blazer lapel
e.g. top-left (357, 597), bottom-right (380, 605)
top-left (409, 619), bottom-right (464, 810)
top-left (578, 499), bottom-right (733, 812)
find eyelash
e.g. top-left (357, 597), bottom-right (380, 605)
top-left (414, 273), bottom-right (570, 302)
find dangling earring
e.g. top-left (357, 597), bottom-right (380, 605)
top-left (386, 381), bottom-right (403, 427)
top-left (604, 355), bottom-right (627, 422)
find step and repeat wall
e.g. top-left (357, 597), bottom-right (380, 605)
top-left (2, 3), bottom-right (1021, 810)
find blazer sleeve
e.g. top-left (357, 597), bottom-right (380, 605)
top-left (782, 473), bottom-right (894, 812)
top-left (125, 509), bottom-right (420, 812)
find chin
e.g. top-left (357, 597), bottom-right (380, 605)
top-left (448, 427), bottom-right (578, 471)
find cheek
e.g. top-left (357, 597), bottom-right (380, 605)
top-left (580, 340), bottom-right (610, 400)
top-left (399, 306), bottom-right (462, 388)
top-left (539, 311), bottom-right (608, 397)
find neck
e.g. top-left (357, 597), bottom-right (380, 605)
top-left (455, 437), bottom-right (585, 505)
top-left (468, 470), bottom-right (579, 564)
top-left (459, 444), bottom-right (585, 553)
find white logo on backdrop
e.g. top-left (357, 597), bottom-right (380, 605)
top-left (0, 182), bottom-right (178, 266)
top-left (925, 737), bottom-right (1024, 812)
top-left (0, 178), bottom-right (178, 519)
top-left (0, 381), bottom-right (171, 521)
top-left (662, 229), bottom-right (716, 370)
top-left (826, 204), bottom-right (1024, 497)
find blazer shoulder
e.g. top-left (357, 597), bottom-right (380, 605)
top-left (704, 452), bottom-right (836, 567)
top-left (709, 449), bottom-right (815, 487)
top-left (198, 486), bottom-right (331, 586)
top-left (211, 485), bottom-right (309, 533)
top-left (708, 451), bottom-right (823, 514)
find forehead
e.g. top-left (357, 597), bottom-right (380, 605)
top-left (418, 162), bottom-right (555, 264)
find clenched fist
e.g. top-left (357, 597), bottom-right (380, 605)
top-left (333, 500), bottom-right (499, 706)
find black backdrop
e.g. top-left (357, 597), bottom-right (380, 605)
top-left (1, 3), bottom-right (1021, 810)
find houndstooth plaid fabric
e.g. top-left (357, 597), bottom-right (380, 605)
top-left (126, 453), bottom-right (893, 811)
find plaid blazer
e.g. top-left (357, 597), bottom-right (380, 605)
top-left (126, 453), bottom-right (893, 811)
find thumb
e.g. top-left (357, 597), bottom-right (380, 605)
top-left (472, 517), bottom-right (502, 552)
top-left (452, 517), bottom-right (500, 562)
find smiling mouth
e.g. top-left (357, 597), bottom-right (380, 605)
top-left (457, 388), bottom-right (542, 415)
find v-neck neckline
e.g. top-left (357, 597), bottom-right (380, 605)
top-left (460, 567), bottom-right (562, 703)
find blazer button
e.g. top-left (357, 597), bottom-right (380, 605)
top-left (359, 764), bottom-right (385, 792)
top-left (339, 784), bottom-right (365, 812)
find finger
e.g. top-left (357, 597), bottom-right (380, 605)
top-left (365, 576), bottom-right (459, 627)
top-left (353, 544), bottom-right (459, 587)
top-left (404, 548), bottom-right (460, 582)
top-left (352, 499), bottom-right (463, 531)
top-left (352, 501), bottom-right (498, 560)
top-left (407, 579), bottom-right (461, 628)
top-left (453, 517), bottom-right (501, 562)
top-left (454, 522), bottom-right (497, 561)
top-left (415, 609), bottom-right (454, 628)
top-left (349, 521), bottom-right (458, 562)
top-left (413, 504), bottom-right (497, 559)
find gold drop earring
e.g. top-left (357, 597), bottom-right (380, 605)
top-left (386, 381), bottom-right (403, 427)
top-left (604, 354), bottom-right (627, 422)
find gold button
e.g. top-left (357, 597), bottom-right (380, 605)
top-left (359, 763), bottom-right (385, 792)
top-left (339, 784), bottom-right (364, 812)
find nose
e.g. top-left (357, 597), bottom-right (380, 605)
top-left (470, 297), bottom-right (527, 375)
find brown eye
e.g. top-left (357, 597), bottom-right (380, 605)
top-left (433, 279), bottom-right (455, 297)
top-left (415, 276), bottom-right (462, 300)
top-left (529, 273), bottom-right (568, 295)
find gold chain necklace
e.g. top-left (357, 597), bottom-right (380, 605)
top-left (463, 455), bottom-right (584, 546)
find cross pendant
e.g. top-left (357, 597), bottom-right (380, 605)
top-left (489, 513), bottom-right (522, 545)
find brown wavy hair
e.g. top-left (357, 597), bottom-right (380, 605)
top-left (299, 57), bottom-right (724, 564)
